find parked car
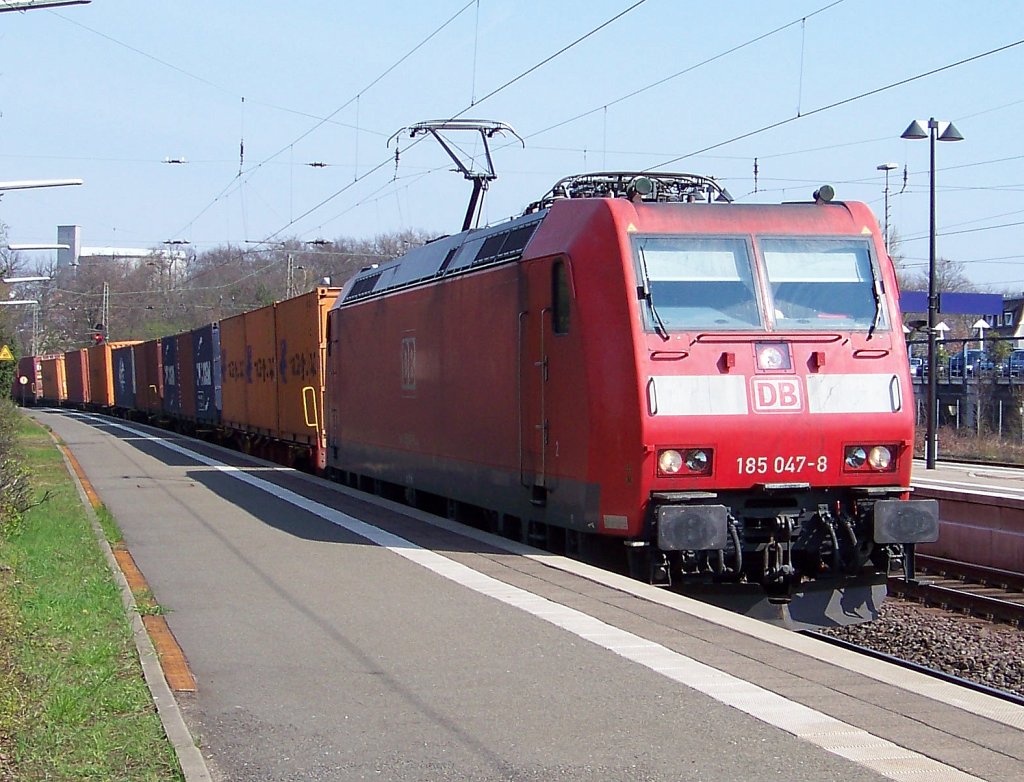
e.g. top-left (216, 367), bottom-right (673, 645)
top-left (949, 348), bottom-right (995, 377)
top-left (1007, 349), bottom-right (1024, 378)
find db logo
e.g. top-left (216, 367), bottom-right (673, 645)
top-left (751, 377), bottom-right (803, 413)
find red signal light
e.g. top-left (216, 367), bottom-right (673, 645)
top-left (92, 333), bottom-right (105, 345)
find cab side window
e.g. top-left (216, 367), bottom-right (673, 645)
top-left (552, 260), bottom-right (570, 335)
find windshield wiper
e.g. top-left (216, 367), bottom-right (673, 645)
top-left (637, 246), bottom-right (670, 341)
top-left (867, 278), bottom-right (884, 340)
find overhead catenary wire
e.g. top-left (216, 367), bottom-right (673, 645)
top-left (313, 166), bottom-right (447, 236)
top-left (284, 32), bottom-right (1024, 249)
top-left (170, 0), bottom-right (479, 241)
top-left (36, 3), bottom-right (1024, 282)
top-left (521, 1), bottom-right (845, 142)
top-left (140, 0), bottom-right (649, 255)
top-left (901, 220), bottom-right (1024, 243)
top-left (260, 0), bottom-right (654, 243)
top-left (277, 0), bottom-right (892, 237)
top-left (796, 15), bottom-right (807, 116)
top-left (50, 8), bottom-right (386, 134)
top-left (470, 0), bottom-right (480, 105)
top-left (900, 253), bottom-right (1024, 267)
top-left (449, 0), bottom-right (649, 123)
top-left (644, 37), bottom-right (1024, 172)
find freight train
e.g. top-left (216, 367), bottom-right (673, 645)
top-left (15, 171), bottom-right (938, 628)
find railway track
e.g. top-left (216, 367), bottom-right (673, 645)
top-left (805, 629), bottom-right (1024, 707)
top-left (888, 554), bottom-right (1024, 626)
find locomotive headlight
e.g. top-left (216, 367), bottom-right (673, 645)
top-left (685, 449), bottom-right (709, 472)
top-left (844, 444), bottom-right (896, 471)
top-left (755, 341), bottom-right (792, 371)
top-left (658, 449), bottom-right (683, 475)
top-left (845, 446), bottom-right (867, 469)
top-left (657, 448), bottom-right (712, 476)
top-left (868, 445), bottom-right (892, 470)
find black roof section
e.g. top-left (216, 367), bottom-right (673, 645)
top-left (340, 210), bottom-right (546, 304)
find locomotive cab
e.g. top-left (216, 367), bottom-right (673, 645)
top-left (529, 174), bottom-right (938, 621)
top-left (631, 228), bottom-right (939, 588)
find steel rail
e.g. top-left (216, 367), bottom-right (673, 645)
top-left (914, 554), bottom-right (1024, 592)
top-left (887, 576), bottom-right (1024, 626)
top-left (803, 630), bottom-right (1024, 707)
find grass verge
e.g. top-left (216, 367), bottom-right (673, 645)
top-left (0, 411), bottom-right (183, 781)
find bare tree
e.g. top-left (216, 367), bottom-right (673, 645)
top-left (7, 229), bottom-right (432, 354)
top-left (897, 255), bottom-right (978, 341)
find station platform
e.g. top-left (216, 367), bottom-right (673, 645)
top-left (912, 459), bottom-right (1024, 572)
top-left (913, 458), bottom-right (1024, 500)
top-left (31, 408), bottom-right (1024, 782)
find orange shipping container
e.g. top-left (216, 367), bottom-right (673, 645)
top-left (219, 306), bottom-right (277, 436)
top-left (274, 287), bottom-right (340, 465)
top-left (242, 304), bottom-right (278, 435)
top-left (87, 341), bottom-right (139, 407)
top-left (40, 355), bottom-right (67, 403)
top-left (219, 311), bottom-right (248, 430)
top-left (133, 339), bottom-right (163, 414)
top-left (64, 349), bottom-right (90, 405)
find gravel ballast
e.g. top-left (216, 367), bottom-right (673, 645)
top-left (824, 598), bottom-right (1024, 698)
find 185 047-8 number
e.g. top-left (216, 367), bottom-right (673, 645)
top-left (736, 455), bottom-right (828, 475)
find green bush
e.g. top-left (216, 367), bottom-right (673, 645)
top-left (0, 399), bottom-right (30, 534)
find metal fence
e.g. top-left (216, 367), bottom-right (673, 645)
top-left (908, 337), bottom-right (1024, 452)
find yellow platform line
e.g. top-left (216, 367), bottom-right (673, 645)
top-left (59, 444), bottom-right (102, 510)
top-left (142, 615), bottom-right (197, 693)
top-left (59, 439), bottom-right (197, 693)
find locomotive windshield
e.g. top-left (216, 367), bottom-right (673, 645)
top-left (636, 236), bottom-right (761, 329)
top-left (634, 235), bottom-right (886, 332)
top-left (762, 237), bottom-right (885, 331)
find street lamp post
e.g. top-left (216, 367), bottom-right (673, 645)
top-left (902, 117), bottom-right (964, 469)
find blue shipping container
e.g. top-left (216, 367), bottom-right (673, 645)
top-left (112, 344), bottom-right (136, 410)
top-left (162, 335), bottom-right (180, 415)
top-left (192, 323), bottom-right (222, 424)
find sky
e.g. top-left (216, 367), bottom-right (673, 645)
top-left (0, 0), bottom-right (1022, 290)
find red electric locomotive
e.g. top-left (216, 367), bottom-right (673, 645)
top-left (326, 172), bottom-right (937, 627)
